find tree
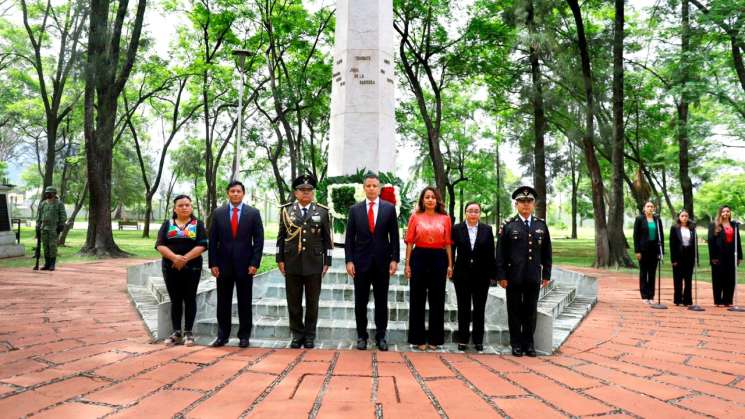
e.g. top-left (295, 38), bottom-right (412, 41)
top-left (81, 0), bottom-right (147, 257)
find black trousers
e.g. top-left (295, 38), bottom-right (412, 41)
top-left (639, 242), bottom-right (660, 300)
top-left (285, 273), bottom-right (322, 340)
top-left (672, 246), bottom-right (694, 305)
top-left (408, 247), bottom-right (447, 346)
top-left (216, 266), bottom-right (253, 340)
top-left (163, 265), bottom-right (201, 332)
top-left (712, 256), bottom-right (736, 305)
top-left (506, 280), bottom-right (540, 349)
top-left (454, 273), bottom-right (489, 345)
top-left (354, 262), bottom-right (390, 341)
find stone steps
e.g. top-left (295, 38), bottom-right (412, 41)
top-left (552, 296), bottom-right (596, 350)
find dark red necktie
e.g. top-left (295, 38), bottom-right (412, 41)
top-left (368, 201), bottom-right (375, 233)
top-left (231, 207), bottom-right (238, 238)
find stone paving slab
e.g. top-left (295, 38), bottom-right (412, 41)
top-left (1, 260), bottom-right (745, 418)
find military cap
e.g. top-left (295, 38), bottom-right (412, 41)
top-left (292, 174), bottom-right (317, 190)
top-left (44, 186), bottom-right (58, 194)
top-left (512, 185), bottom-right (537, 201)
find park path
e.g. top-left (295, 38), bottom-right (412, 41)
top-left (0, 260), bottom-right (744, 418)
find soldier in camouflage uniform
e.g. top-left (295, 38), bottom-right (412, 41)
top-left (276, 174), bottom-right (333, 349)
top-left (36, 186), bottom-right (67, 271)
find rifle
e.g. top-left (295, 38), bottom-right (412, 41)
top-left (33, 226), bottom-right (41, 270)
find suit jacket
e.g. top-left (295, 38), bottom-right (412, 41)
top-left (208, 203), bottom-right (264, 276)
top-left (633, 215), bottom-right (664, 255)
top-left (276, 201), bottom-right (333, 275)
top-left (451, 222), bottom-right (496, 281)
top-left (669, 223), bottom-right (698, 265)
top-left (344, 200), bottom-right (400, 273)
top-left (495, 215), bottom-right (552, 285)
top-left (707, 221), bottom-right (743, 263)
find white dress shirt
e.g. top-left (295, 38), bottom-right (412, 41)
top-left (366, 198), bottom-right (379, 228)
top-left (466, 221), bottom-right (478, 250)
top-left (681, 226), bottom-right (691, 247)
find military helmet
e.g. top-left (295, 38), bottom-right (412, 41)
top-left (44, 186), bottom-right (58, 194)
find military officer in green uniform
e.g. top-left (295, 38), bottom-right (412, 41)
top-left (496, 186), bottom-right (552, 357)
top-left (36, 186), bottom-right (67, 271)
top-left (276, 174), bottom-right (333, 349)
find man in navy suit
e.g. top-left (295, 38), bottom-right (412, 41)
top-left (345, 172), bottom-right (400, 351)
top-left (208, 180), bottom-right (264, 348)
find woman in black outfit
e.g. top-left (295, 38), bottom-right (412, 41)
top-left (155, 195), bottom-right (208, 346)
top-left (669, 209), bottom-right (696, 306)
top-left (707, 205), bottom-right (742, 307)
top-left (451, 202), bottom-right (496, 352)
top-left (633, 201), bottom-right (664, 304)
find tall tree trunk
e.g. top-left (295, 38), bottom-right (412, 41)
top-left (527, 0), bottom-right (547, 219)
top-left (678, 0), bottom-right (694, 220)
top-left (608, 0), bottom-right (633, 267)
top-left (569, 140), bottom-right (579, 240)
top-left (58, 181), bottom-right (87, 246)
top-left (567, 0), bottom-right (610, 267)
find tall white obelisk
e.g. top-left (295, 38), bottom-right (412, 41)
top-left (328, 0), bottom-right (396, 176)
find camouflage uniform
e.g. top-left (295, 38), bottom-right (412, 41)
top-left (36, 186), bottom-right (67, 270)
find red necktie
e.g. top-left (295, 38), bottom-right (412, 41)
top-left (368, 201), bottom-right (375, 233)
top-left (231, 207), bottom-right (239, 238)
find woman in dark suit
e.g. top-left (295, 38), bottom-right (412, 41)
top-left (669, 209), bottom-right (696, 306)
top-left (633, 201), bottom-right (664, 304)
top-left (451, 202), bottom-right (496, 352)
top-left (708, 205), bottom-right (742, 307)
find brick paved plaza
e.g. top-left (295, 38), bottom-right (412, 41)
top-left (1, 260), bottom-right (744, 418)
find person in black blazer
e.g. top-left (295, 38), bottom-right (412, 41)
top-left (208, 180), bottom-right (264, 348)
top-left (669, 209), bottom-right (696, 306)
top-left (633, 201), bottom-right (664, 304)
top-left (707, 205), bottom-right (742, 306)
top-left (451, 202), bottom-right (496, 352)
top-left (345, 172), bottom-right (400, 351)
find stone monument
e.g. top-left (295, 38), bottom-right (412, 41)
top-left (328, 0), bottom-right (396, 176)
top-left (0, 184), bottom-right (24, 258)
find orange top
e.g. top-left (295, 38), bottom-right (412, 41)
top-left (405, 212), bottom-right (452, 249)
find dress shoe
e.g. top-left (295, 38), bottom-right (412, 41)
top-left (457, 343), bottom-right (467, 351)
top-left (303, 339), bottom-right (315, 349)
top-left (474, 344), bottom-right (484, 352)
top-left (211, 338), bottom-right (228, 347)
top-left (376, 339), bottom-right (388, 351)
top-left (524, 345), bottom-right (537, 357)
top-left (290, 338), bottom-right (304, 349)
top-left (239, 338), bottom-right (250, 348)
top-left (511, 346), bottom-right (523, 357)
top-left (356, 338), bottom-right (367, 350)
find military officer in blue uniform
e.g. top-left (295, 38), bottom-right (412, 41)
top-left (276, 174), bottom-right (333, 349)
top-left (496, 186), bottom-right (552, 357)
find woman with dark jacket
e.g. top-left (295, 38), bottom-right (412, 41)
top-left (451, 202), bottom-right (496, 352)
top-left (633, 201), bottom-right (664, 304)
top-left (708, 205), bottom-right (742, 307)
top-left (155, 195), bottom-right (208, 346)
top-left (669, 209), bottom-right (696, 306)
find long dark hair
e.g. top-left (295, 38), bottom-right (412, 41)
top-left (714, 205), bottom-right (732, 235)
top-left (416, 187), bottom-right (447, 215)
top-left (675, 209), bottom-right (695, 228)
top-left (171, 194), bottom-right (195, 221)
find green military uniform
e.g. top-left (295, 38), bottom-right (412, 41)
top-left (276, 175), bottom-right (333, 348)
top-left (36, 186), bottom-right (67, 270)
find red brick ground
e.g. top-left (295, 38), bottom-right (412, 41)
top-left (1, 260), bottom-right (744, 418)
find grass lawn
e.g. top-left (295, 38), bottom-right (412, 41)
top-left (2, 223), bottom-right (742, 283)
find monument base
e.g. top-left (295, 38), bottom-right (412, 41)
top-left (0, 231), bottom-right (24, 258)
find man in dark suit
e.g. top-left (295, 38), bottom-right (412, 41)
top-left (277, 174), bottom-right (333, 349)
top-left (451, 202), bottom-right (496, 352)
top-left (496, 186), bottom-right (552, 357)
top-left (345, 172), bottom-right (400, 351)
top-left (208, 180), bottom-right (264, 348)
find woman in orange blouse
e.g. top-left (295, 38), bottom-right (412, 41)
top-left (404, 187), bottom-right (453, 351)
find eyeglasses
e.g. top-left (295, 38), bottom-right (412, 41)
top-left (295, 188), bottom-right (314, 192)
top-left (466, 209), bottom-right (480, 213)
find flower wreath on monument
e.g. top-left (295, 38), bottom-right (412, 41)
top-left (317, 169), bottom-right (413, 235)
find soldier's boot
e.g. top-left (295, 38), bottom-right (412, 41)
top-left (40, 258), bottom-right (51, 270)
top-left (48, 258), bottom-right (56, 271)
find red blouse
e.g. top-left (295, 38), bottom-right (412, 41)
top-left (724, 225), bottom-right (734, 244)
top-left (405, 212), bottom-right (452, 249)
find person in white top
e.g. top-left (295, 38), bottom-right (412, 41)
top-left (670, 209), bottom-right (697, 306)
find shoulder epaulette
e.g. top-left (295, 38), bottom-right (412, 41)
top-left (533, 216), bottom-right (544, 222)
top-left (280, 202), bottom-right (293, 208)
top-left (316, 203), bottom-right (329, 210)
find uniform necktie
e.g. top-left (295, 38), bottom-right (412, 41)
top-left (368, 201), bottom-right (375, 233)
top-left (524, 219), bottom-right (530, 231)
top-left (302, 207), bottom-right (308, 218)
top-left (231, 207), bottom-right (239, 238)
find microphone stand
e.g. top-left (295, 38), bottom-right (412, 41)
top-left (688, 224), bottom-right (704, 311)
top-left (651, 215), bottom-right (668, 309)
top-left (728, 221), bottom-right (745, 312)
